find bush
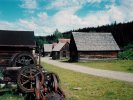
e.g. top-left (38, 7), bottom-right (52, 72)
top-left (118, 42), bottom-right (133, 60)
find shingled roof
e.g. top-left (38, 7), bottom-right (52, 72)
top-left (44, 44), bottom-right (52, 52)
top-left (58, 38), bottom-right (70, 43)
top-left (53, 42), bottom-right (66, 51)
top-left (72, 32), bottom-right (120, 51)
top-left (0, 30), bottom-right (35, 47)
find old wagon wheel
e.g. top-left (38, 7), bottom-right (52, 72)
top-left (52, 74), bottom-right (58, 92)
top-left (10, 52), bottom-right (36, 67)
top-left (17, 65), bottom-right (44, 93)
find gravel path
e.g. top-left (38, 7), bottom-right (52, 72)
top-left (41, 57), bottom-right (133, 82)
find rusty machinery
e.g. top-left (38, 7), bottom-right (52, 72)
top-left (0, 30), bottom-right (65, 100)
top-left (1, 52), bottom-right (65, 100)
top-left (17, 60), bottom-right (65, 100)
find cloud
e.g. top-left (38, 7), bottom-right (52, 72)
top-left (108, 6), bottom-right (124, 22)
top-left (119, 0), bottom-right (133, 22)
top-left (0, 21), bottom-right (14, 29)
top-left (0, 11), bottom-right (54, 36)
top-left (16, 12), bottom-right (55, 35)
top-left (52, 9), bottom-right (85, 31)
top-left (104, 0), bottom-right (133, 22)
top-left (37, 12), bottom-right (48, 21)
top-left (20, 0), bottom-right (37, 9)
top-left (19, 19), bottom-right (37, 30)
top-left (0, 0), bottom-right (133, 36)
top-left (48, 0), bottom-right (133, 32)
top-left (46, 0), bottom-right (104, 10)
top-left (51, 10), bottom-right (110, 31)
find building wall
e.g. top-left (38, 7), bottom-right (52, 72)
top-left (60, 50), bottom-right (70, 59)
top-left (69, 33), bottom-right (119, 61)
top-left (52, 51), bottom-right (60, 60)
top-left (78, 51), bottom-right (119, 60)
top-left (69, 35), bottom-right (78, 61)
top-left (52, 42), bottom-right (70, 60)
top-left (60, 43), bottom-right (70, 59)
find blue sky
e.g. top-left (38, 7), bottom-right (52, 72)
top-left (0, 0), bottom-right (133, 36)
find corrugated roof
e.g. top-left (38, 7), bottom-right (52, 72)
top-left (72, 32), bottom-right (120, 51)
top-left (0, 30), bottom-right (35, 47)
top-left (53, 42), bottom-right (65, 51)
top-left (44, 44), bottom-right (52, 52)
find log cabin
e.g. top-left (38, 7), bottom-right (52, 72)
top-left (69, 32), bottom-right (120, 61)
top-left (52, 42), bottom-right (69, 60)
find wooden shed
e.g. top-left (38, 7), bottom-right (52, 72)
top-left (69, 32), bottom-right (120, 61)
top-left (44, 44), bottom-right (52, 57)
top-left (52, 42), bottom-right (69, 60)
top-left (0, 30), bottom-right (35, 67)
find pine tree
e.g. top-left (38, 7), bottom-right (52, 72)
top-left (53, 29), bottom-right (63, 42)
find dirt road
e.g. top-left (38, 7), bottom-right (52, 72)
top-left (41, 57), bottom-right (133, 82)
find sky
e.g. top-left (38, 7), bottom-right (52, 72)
top-left (0, 0), bottom-right (133, 36)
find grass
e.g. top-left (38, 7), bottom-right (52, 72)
top-left (0, 92), bottom-right (23, 100)
top-left (0, 62), bottom-right (133, 100)
top-left (74, 60), bottom-right (133, 73)
top-left (43, 62), bottom-right (133, 100)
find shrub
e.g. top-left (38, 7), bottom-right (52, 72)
top-left (118, 42), bottom-right (133, 60)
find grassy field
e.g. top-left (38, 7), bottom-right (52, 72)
top-left (0, 92), bottom-right (23, 100)
top-left (43, 63), bottom-right (133, 100)
top-left (74, 60), bottom-right (133, 73)
top-left (0, 62), bottom-right (133, 100)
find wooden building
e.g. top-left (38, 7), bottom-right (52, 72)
top-left (0, 30), bottom-right (35, 67)
top-left (44, 44), bottom-right (52, 56)
top-left (52, 43), bottom-right (58, 49)
top-left (58, 39), bottom-right (70, 43)
top-left (69, 32), bottom-right (120, 61)
top-left (52, 42), bottom-right (69, 60)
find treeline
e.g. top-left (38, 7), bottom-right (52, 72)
top-left (35, 21), bottom-right (133, 59)
top-left (63, 21), bottom-right (133, 47)
top-left (35, 21), bottom-right (133, 48)
top-left (35, 29), bottom-right (63, 48)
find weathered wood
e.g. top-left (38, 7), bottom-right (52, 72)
top-left (79, 51), bottom-right (118, 58)
top-left (69, 32), bottom-right (120, 61)
top-left (0, 30), bottom-right (35, 83)
top-left (52, 42), bottom-right (70, 60)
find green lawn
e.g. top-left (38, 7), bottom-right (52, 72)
top-left (0, 62), bottom-right (133, 100)
top-left (0, 93), bottom-right (23, 100)
top-left (75, 60), bottom-right (133, 73)
top-left (43, 63), bottom-right (133, 100)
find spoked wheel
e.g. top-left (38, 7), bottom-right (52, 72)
top-left (52, 73), bottom-right (65, 98)
top-left (17, 65), bottom-right (44, 93)
top-left (10, 52), bottom-right (36, 67)
top-left (52, 74), bottom-right (58, 92)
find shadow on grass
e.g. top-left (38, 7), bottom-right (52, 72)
top-left (60, 60), bottom-right (77, 63)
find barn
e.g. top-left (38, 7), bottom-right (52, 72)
top-left (69, 32), bottom-right (120, 61)
top-left (52, 42), bottom-right (69, 60)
